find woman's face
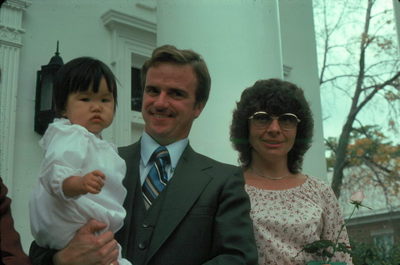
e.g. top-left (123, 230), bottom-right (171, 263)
top-left (248, 112), bottom-right (298, 162)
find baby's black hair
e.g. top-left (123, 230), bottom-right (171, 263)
top-left (53, 57), bottom-right (117, 116)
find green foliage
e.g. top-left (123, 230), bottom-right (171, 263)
top-left (347, 126), bottom-right (399, 167)
top-left (302, 239), bottom-right (400, 264)
top-left (351, 241), bottom-right (400, 265)
top-left (388, 245), bottom-right (400, 264)
top-left (303, 240), bottom-right (352, 260)
top-left (303, 240), bottom-right (336, 258)
top-left (325, 125), bottom-right (400, 195)
top-left (326, 125), bottom-right (399, 166)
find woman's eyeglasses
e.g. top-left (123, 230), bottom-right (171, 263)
top-left (248, 111), bottom-right (301, 130)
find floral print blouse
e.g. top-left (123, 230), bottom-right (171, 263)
top-left (245, 176), bottom-right (353, 265)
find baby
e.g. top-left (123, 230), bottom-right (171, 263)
top-left (30, 57), bottom-right (130, 265)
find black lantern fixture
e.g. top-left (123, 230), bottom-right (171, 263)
top-left (34, 41), bottom-right (64, 135)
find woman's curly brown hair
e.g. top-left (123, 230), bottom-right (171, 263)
top-left (230, 79), bottom-right (314, 173)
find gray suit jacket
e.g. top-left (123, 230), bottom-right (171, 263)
top-left (117, 141), bottom-right (258, 265)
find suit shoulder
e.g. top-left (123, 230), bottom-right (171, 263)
top-left (191, 151), bottom-right (240, 172)
top-left (118, 141), bottom-right (140, 158)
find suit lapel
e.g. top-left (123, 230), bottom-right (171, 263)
top-left (145, 145), bottom-right (213, 261)
top-left (117, 142), bottom-right (142, 254)
top-left (121, 142), bottom-right (141, 211)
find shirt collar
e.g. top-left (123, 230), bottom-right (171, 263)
top-left (140, 131), bottom-right (189, 169)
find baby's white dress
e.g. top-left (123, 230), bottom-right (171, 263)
top-left (30, 118), bottom-right (130, 265)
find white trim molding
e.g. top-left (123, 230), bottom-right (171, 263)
top-left (101, 9), bottom-right (156, 146)
top-left (136, 0), bottom-right (156, 11)
top-left (0, 0), bottom-right (31, 191)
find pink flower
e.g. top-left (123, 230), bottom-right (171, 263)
top-left (350, 190), bottom-right (371, 210)
top-left (350, 190), bottom-right (364, 204)
top-left (301, 190), bottom-right (370, 263)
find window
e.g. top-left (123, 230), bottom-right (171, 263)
top-left (372, 231), bottom-right (394, 258)
top-left (131, 67), bottom-right (142, 111)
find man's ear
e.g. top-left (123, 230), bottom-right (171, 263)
top-left (193, 102), bottom-right (205, 119)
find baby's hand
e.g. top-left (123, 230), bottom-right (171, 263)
top-left (81, 170), bottom-right (106, 194)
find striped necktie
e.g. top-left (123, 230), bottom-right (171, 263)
top-left (142, 146), bottom-right (170, 209)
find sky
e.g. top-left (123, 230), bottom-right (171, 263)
top-left (313, 0), bottom-right (400, 145)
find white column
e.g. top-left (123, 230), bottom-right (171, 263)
top-left (0, 0), bottom-right (30, 193)
top-left (156, 0), bottom-right (282, 165)
top-left (393, 0), bottom-right (400, 52)
top-left (279, 1), bottom-right (327, 178)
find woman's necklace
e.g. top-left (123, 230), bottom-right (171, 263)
top-left (250, 167), bottom-right (290, 180)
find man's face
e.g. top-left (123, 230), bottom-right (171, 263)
top-left (141, 63), bottom-right (204, 145)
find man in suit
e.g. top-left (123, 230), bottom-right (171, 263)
top-left (29, 45), bottom-right (258, 265)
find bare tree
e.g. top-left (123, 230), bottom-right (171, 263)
top-left (314, 0), bottom-right (400, 198)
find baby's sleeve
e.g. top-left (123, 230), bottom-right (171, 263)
top-left (39, 124), bottom-right (89, 200)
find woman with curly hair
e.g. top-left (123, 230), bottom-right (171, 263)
top-left (230, 79), bottom-right (352, 265)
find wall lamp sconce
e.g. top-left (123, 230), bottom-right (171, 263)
top-left (34, 42), bottom-right (64, 135)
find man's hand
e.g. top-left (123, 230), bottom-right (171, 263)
top-left (53, 219), bottom-right (119, 265)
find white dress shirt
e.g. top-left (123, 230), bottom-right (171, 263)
top-left (139, 131), bottom-right (188, 185)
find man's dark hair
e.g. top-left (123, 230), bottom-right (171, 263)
top-left (141, 45), bottom-right (211, 106)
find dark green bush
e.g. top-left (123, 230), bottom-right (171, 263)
top-left (351, 241), bottom-right (400, 265)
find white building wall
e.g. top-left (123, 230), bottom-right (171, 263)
top-left (156, 0), bottom-right (283, 165)
top-left (1, 0), bottom-right (326, 252)
top-left (279, 0), bottom-right (327, 179)
top-left (4, 0), bottom-right (156, 251)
